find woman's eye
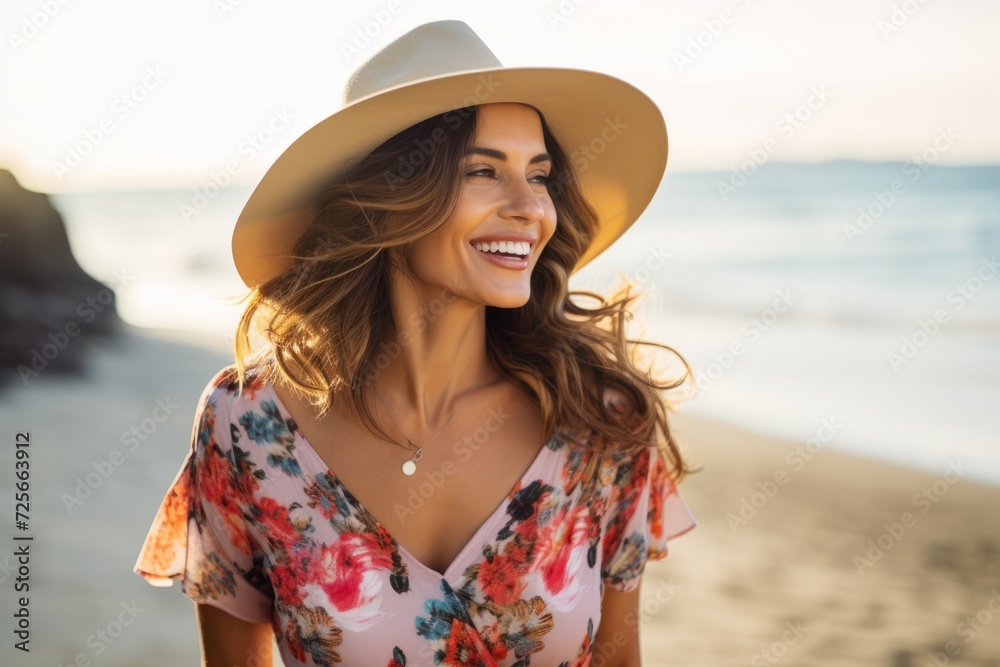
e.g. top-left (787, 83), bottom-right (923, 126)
top-left (466, 166), bottom-right (551, 184)
top-left (466, 167), bottom-right (495, 178)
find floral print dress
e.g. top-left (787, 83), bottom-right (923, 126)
top-left (133, 362), bottom-right (697, 666)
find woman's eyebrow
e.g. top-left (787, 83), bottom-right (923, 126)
top-left (464, 146), bottom-right (552, 164)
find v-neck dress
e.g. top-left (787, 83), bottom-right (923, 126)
top-left (133, 362), bottom-right (697, 666)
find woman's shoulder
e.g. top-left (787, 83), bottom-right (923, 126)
top-left (196, 356), bottom-right (276, 411)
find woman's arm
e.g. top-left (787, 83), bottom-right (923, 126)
top-left (595, 583), bottom-right (642, 666)
top-left (195, 602), bottom-right (274, 667)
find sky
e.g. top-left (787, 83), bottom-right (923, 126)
top-left (2, 0), bottom-right (999, 193)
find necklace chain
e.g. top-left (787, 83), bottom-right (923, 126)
top-left (370, 356), bottom-right (488, 476)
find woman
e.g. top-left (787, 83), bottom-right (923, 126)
top-left (134, 20), bottom-right (700, 667)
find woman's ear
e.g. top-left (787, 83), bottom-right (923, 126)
top-left (602, 385), bottom-right (628, 414)
top-left (602, 385), bottom-right (636, 422)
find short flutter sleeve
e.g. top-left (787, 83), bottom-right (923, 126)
top-left (132, 371), bottom-right (275, 624)
top-left (600, 444), bottom-right (698, 593)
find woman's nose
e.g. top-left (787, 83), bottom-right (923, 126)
top-left (498, 177), bottom-right (546, 222)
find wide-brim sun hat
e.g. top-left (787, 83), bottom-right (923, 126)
top-left (231, 19), bottom-right (668, 289)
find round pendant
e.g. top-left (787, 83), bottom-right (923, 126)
top-left (402, 460), bottom-right (416, 476)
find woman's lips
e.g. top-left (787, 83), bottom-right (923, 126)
top-left (471, 244), bottom-right (530, 270)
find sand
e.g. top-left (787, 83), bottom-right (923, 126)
top-left (1, 324), bottom-right (996, 666)
top-left (651, 413), bottom-right (1000, 666)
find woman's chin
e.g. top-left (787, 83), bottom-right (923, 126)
top-left (485, 291), bottom-right (532, 309)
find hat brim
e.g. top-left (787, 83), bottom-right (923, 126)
top-left (231, 66), bottom-right (667, 289)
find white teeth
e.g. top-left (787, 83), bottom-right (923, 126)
top-left (473, 240), bottom-right (530, 257)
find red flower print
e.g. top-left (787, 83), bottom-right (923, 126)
top-left (254, 496), bottom-right (300, 552)
top-left (192, 408), bottom-right (253, 557)
top-left (300, 532), bottom-right (395, 632)
top-left (477, 553), bottom-right (527, 606)
top-left (442, 617), bottom-right (499, 666)
top-left (283, 614), bottom-right (308, 663)
top-left (477, 621), bottom-right (509, 662)
top-left (271, 548), bottom-right (312, 606)
top-left (218, 363), bottom-right (267, 402)
top-left (533, 504), bottom-right (591, 610)
top-left (601, 447), bottom-right (649, 565)
top-left (647, 452), bottom-right (672, 540)
top-left (134, 467), bottom-right (191, 580)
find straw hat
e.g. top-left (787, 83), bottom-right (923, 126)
top-left (231, 19), bottom-right (668, 289)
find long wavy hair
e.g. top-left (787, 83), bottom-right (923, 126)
top-left (231, 103), bottom-right (701, 487)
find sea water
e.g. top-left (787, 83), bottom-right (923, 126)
top-left (50, 161), bottom-right (1000, 484)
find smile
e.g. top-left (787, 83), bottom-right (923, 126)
top-left (473, 240), bottom-right (531, 257)
top-left (470, 240), bottom-right (532, 270)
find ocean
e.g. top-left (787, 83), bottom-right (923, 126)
top-left (49, 161), bottom-right (1000, 485)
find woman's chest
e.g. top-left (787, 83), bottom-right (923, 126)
top-left (242, 452), bottom-right (607, 666)
top-left (275, 382), bottom-right (555, 580)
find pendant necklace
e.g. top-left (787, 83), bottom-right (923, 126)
top-left (370, 357), bottom-right (488, 476)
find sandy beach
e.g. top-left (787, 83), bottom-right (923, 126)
top-left (658, 412), bottom-right (1000, 666)
top-left (2, 323), bottom-right (997, 666)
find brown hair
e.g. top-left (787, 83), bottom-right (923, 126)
top-left (231, 104), bottom-right (701, 486)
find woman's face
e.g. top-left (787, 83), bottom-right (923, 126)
top-left (403, 102), bottom-right (557, 309)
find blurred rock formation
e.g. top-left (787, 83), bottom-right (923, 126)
top-left (0, 168), bottom-right (121, 387)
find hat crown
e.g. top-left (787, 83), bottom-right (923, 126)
top-left (343, 20), bottom-right (503, 105)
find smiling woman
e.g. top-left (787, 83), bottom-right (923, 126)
top-left (401, 104), bottom-right (557, 308)
top-left (463, 146), bottom-right (551, 268)
top-left (133, 19), bottom-right (700, 667)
